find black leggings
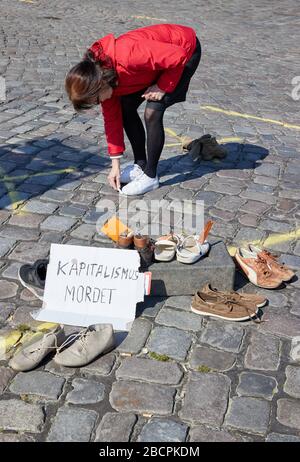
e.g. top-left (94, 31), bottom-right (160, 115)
top-left (121, 94), bottom-right (165, 178)
top-left (120, 38), bottom-right (201, 178)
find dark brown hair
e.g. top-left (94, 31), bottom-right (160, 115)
top-left (65, 49), bottom-right (117, 111)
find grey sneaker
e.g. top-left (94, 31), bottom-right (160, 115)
top-left (54, 324), bottom-right (115, 367)
top-left (9, 325), bottom-right (65, 372)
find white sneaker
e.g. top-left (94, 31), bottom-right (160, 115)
top-left (120, 164), bottom-right (143, 184)
top-left (121, 173), bottom-right (159, 196)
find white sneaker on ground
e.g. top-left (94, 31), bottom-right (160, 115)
top-left (121, 173), bottom-right (159, 196)
top-left (120, 164), bottom-right (143, 184)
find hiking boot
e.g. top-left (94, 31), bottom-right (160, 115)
top-left (54, 324), bottom-right (115, 367)
top-left (9, 325), bottom-right (65, 371)
top-left (191, 291), bottom-right (259, 321)
top-left (248, 244), bottom-right (295, 282)
top-left (234, 248), bottom-right (283, 289)
top-left (183, 134), bottom-right (228, 162)
top-left (202, 283), bottom-right (267, 308)
top-left (18, 259), bottom-right (49, 300)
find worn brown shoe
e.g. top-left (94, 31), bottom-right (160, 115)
top-left (191, 291), bottom-right (259, 321)
top-left (234, 248), bottom-right (283, 289)
top-left (117, 231), bottom-right (134, 249)
top-left (183, 134), bottom-right (228, 162)
top-left (202, 283), bottom-right (267, 308)
top-left (248, 244), bottom-right (295, 282)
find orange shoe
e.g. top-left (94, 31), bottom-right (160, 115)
top-left (248, 244), bottom-right (295, 282)
top-left (234, 248), bottom-right (283, 289)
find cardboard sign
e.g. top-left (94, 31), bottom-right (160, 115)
top-left (32, 244), bottom-right (149, 330)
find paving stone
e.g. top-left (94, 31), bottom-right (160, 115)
top-left (10, 371), bottom-right (65, 399)
top-left (266, 433), bottom-right (300, 442)
top-left (189, 345), bottom-right (236, 371)
top-left (71, 190), bottom-right (99, 205)
top-left (147, 326), bottom-right (193, 361)
top-left (22, 200), bottom-right (58, 214)
top-left (0, 192), bottom-right (31, 210)
top-left (0, 225), bottom-right (40, 241)
top-left (156, 307), bottom-right (203, 332)
top-left (116, 357), bottom-right (183, 385)
top-left (0, 399), bottom-right (44, 432)
top-left (45, 360), bottom-right (76, 378)
top-left (2, 263), bottom-right (22, 279)
top-left (136, 296), bottom-right (166, 318)
top-left (39, 231), bottom-right (63, 243)
top-left (40, 215), bottom-right (76, 232)
top-left (237, 372), bottom-right (278, 400)
top-left (58, 205), bottom-right (87, 218)
top-left (225, 397), bottom-right (271, 435)
top-left (0, 210), bottom-right (10, 225)
top-left (254, 163), bottom-right (280, 177)
top-left (239, 200), bottom-right (271, 215)
top-left (95, 412), bottom-right (137, 442)
top-left (70, 223), bottom-right (95, 240)
top-left (238, 213), bottom-right (259, 227)
top-left (8, 241), bottom-right (49, 263)
top-left (0, 302), bottom-right (15, 322)
top-left (0, 434), bottom-right (35, 442)
top-left (234, 227), bottom-right (265, 244)
top-left (83, 208), bottom-right (108, 224)
top-left (200, 321), bottom-right (244, 353)
top-left (138, 419), bottom-right (188, 442)
top-left (117, 318), bottom-right (152, 355)
top-left (189, 425), bottom-right (248, 442)
top-left (259, 312), bottom-right (300, 340)
top-left (258, 290), bottom-right (288, 308)
top-left (277, 399), bottom-right (300, 430)
top-left (0, 237), bottom-right (17, 257)
top-left (254, 175), bottom-right (278, 187)
top-left (0, 366), bottom-right (15, 394)
top-left (110, 381), bottom-right (175, 415)
top-left (284, 366), bottom-right (300, 398)
top-left (193, 191), bottom-right (222, 207)
top-left (179, 372), bottom-right (230, 426)
top-left (245, 331), bottom-right (281, 371)
top-left (215, 195), bottom-right (246, 211)
top-left (8, 212), bottom-right (45, 228)
top-left (278, 253), bottom-right (300, 270)
top-left (164, 296), bottom-right (192, 311)
top-left (0, 280), bottom-right (18, 299)
top-left (47, 407), bottom-right (98, 442)
top-left (40, 189), bottom-right (73, 203)
top-left (81, 353), bottom-right (116, 377)
top-left (66, 378), bottom-right (105, 404)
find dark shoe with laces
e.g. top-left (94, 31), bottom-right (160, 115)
top-left (18, 259), bottom-right (49, 300)
top-left (183, 134), bottom-right (228, 162)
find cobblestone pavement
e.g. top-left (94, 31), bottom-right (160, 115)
top-left (0, 0), bottom-right (300, 442)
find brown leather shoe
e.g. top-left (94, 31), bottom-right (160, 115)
top-left (202, 283), bottom-right (267, 308)
top-left (191, 291), bottom-right (259, 321)
top-left (248, 244), bottom-right (295, 282)
top-left (117, 231), bottom-right (134, 249)
top-left (134, 234), bottom-right (150, 249)
top-left (234, 248), bottom-right (283, 289)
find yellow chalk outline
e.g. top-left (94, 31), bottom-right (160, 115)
top-left (201, 105), bottom-right (300, 131)
top-left (164, 127), bottom-right (243, 147)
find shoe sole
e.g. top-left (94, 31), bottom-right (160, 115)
top-left (191, 306), bottom-right (259, 322)
top-left (121, 183), bottom-right (159, 196)
top-left (18, 268), bottom-right (44, 301)
top-left (176, 250), bottom-right (209, 264)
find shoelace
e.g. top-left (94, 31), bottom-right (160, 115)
top-left (222, 300), bottom-right (262, 324)
top-left (56, 327), bottom-right (95, 354)
top-left (254, 255), bottom-right (273, 277)
top-left (260, 251), bottom-right (286, 270)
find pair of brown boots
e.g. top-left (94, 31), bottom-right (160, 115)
top-left (183, 134), bottom-right (228, 162)
top-left (117, 232), bottom-right (154, 268)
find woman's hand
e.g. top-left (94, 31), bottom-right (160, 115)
top-left (108, 158), bottom-right (121, 190)
top-left (142, 84), bottom-right (166, 101)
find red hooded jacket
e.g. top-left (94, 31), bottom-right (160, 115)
top-left (88, 24), bottom-right (197, 157)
